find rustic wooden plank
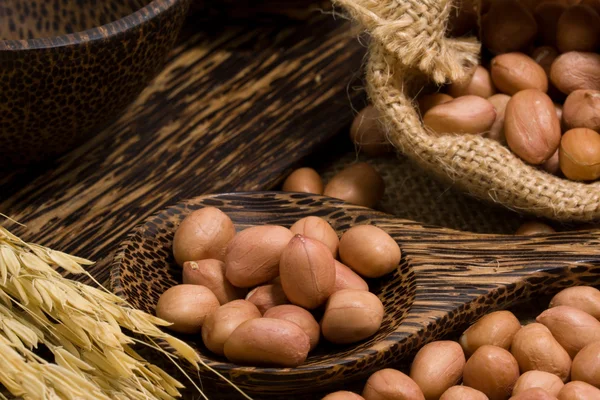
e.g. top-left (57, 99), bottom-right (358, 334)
top-left (0, 14), bottom-right (365, 285)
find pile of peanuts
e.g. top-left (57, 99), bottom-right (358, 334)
top-left (283, 170), bottom-right (562, 235)
top-left (282, 162), bottom-right (385, 208)
top-left (322, 285), bottom-right (600, 400)
top-left (156, 206), bottom-right (400, 367)
top-left (282, 167), bottom-right (565, 236)
top-left (350, 0), bottom-right (600, 181)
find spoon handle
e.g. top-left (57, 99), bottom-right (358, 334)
top-left (380, 221), bottom-right (600, 357)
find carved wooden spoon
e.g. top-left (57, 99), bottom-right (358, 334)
top-left (110, 191), bottom-right (600, 399)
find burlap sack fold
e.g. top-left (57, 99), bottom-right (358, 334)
top-left (335, 0), bottom-right (600, 222)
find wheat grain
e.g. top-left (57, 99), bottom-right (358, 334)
top-left (0, 228), bottom-right (193, 399)
top-left (0, 225), bottom-right (252, 399)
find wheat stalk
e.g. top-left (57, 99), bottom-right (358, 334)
top-left (0, 226), bottom-right (207, 400)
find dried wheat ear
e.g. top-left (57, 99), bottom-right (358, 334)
top-left (0, 225), bottom-right (210, 400)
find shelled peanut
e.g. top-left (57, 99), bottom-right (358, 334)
top-left (348, 0), bottom-right (600, 182)
top-left (155, 206), bottom-right (401, 367)
top-left (321, 285), bottom-right (600, 400)
top-left (515, 221), bottom-right (556, 235)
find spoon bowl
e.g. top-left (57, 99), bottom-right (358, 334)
top-left (110, 191), bottom-right (600, 398)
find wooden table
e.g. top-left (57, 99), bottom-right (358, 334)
top-left (0, 11), bottom-right (366, 286)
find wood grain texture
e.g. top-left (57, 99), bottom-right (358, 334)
top-left (111, 191), bottom-right (600, 399)
top-left (0, 13), bottom-right (365, 286)
top-left (190, 0), bottom-right (332, 21)
top-left (0, 0), bottom-right (191, 166)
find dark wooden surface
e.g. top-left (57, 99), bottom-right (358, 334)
top-left (0, 12), bottom-right (366, 286)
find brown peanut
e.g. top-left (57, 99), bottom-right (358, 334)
top-left (324, 163), bottom-right (385, 208)
top-left (486, 94), bottom-right (511, 143)
top-left (571, 341), bottom-right (600, 388)
top-left (513, 371), bottom-right (564, 397)
top-left (482, 0), bottom-right (538, 54)
top-left (559, 128), bottom-right (600, 181)
top-left (463, 345), bottom-right (520, 400)
top-left (418, 93), bottom-right (453, 115)
top-left (510, 323), bottom-right (571, 382)
top-left (410, 341), bottom-right (466, 400)
top-left (423, 96), bottom-right (496, 135)
top-left (505, 89), bottom-right (561, 164)
top-left (556, 5), bottom-right (600, 53)
top-left (551, 52), bottom-right (600, 94)
top-left (557, 381), bottom-right (600, 399)
top-left (562, 90), bottom-right (600, 132)
top-left (460, 310), bottom-right (522, 357)
top-left (279, 235), bottom-right (336, 309)
top-left (448, 66), bottom-right (496, 98)
top-left (491, 53), bottom-right (548, 95)
top-left (537, 306), bottom-right (600, 358)
top-left (350, 106), bottom-right (391, 156)
top-left (549, 286), bottom-right (600, 320)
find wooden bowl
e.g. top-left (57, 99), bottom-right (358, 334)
top-left (0, 0), bottom-right (190, 167)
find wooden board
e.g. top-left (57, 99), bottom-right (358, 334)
top-left (0, 12), bottom-right (365, 286)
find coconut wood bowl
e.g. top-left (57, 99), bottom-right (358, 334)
top-left (0, 0), bottom-right (190, 167)
top-left (110, 191), bottom-right (600, 399)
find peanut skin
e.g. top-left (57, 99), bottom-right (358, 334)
top-left (410, 341), bottom-right (466, 400)
top-left (562, 90), bottom-right (600, 132)
top-left (510, 323), bottom-right (571, 382)
top-left (559, 128), bottom-right (600, 181)
top-left (423, 96), bottom-right (496, 135)
top-left (491, 53), bottom-right (548, 95)
top-left (558, 381), bottom-right (600, 399)
top-left (464, 345), bottom-right (520, 400)
top-left (537, 306), bottom-right (600, 358)
top-left (280, 235), bottom-right (336, 310)
top-left (363, 369), bottom-right (425, 400)
top-left (505, 89), bottom-right (561, 165)
top-left (556, 5), bottom-right (600, 53)
top-left (549, 286), bottom-right (600, 319)
top-left (571, 341), bottom-right (600, 387)
top-left (460, 310), bottom-right (521, 357)
top-left (224, 318), bottom-right (310, 367)
top-left (551, 52), bottom-right (600, 94)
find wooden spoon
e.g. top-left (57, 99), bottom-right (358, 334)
top-left (111, 191), bottom-right (600, 399)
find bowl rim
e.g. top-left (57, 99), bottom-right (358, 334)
top-left (109, 191), bottom-right (416, 378)
top-left (0, 0), bottom-right (185, 51)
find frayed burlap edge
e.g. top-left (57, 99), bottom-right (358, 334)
top-left (335, 0), bottom-right (480, 83)
top-left (334, 0), bottom-right (600, 222)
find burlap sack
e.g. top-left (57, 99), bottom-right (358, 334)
top-left (334, 0), bottom-right (600, 222)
